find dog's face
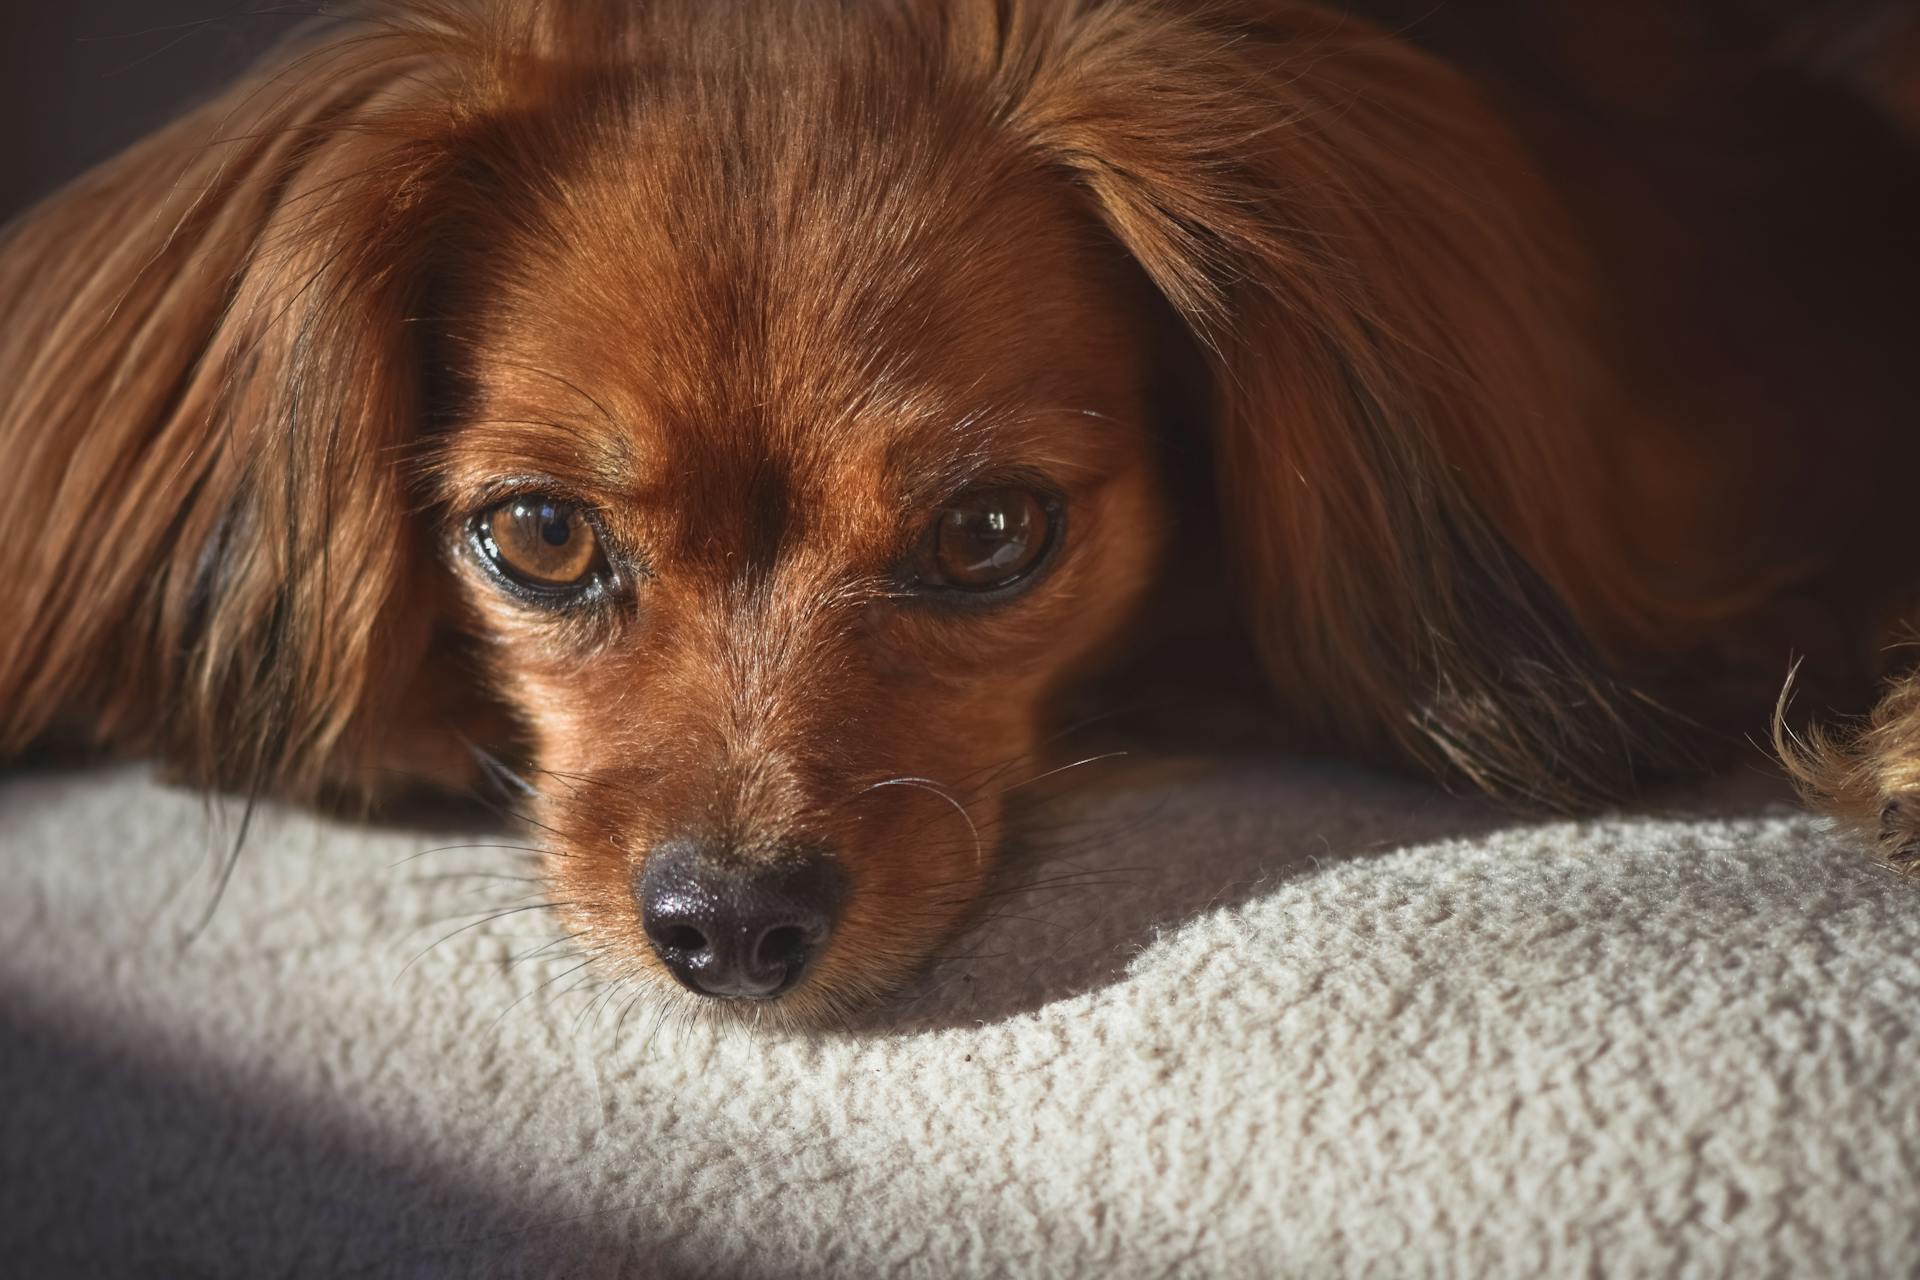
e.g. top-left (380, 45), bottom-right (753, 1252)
top-left (429, 93), bottom-right (1169, 1015)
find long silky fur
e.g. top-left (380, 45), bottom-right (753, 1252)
top-left (0, 4), bottom-right (617, 799)
top-left (2, 9), bottom-right (438, 797)
top-left (998, 1), bottom-right (1713, 806)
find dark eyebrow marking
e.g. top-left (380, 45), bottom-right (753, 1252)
top-left (742, 456), bottom-right (793, 584)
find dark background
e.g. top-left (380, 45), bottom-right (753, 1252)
top-left (6, 0), bottom-right (1907, 221)
top-left (0, 2), bottom-right (308, 219)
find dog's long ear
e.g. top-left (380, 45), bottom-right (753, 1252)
top-left (1008, 2), bottom-right (1694, 805)
top-left (0, 13), bottom-right (495, 796)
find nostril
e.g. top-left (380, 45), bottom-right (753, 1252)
top-left (655, 923), bottom-right (707, 954)
top-left (754, 924), bottom-right (811, 971)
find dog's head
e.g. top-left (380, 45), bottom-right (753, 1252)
top-left (428, 49), bottom-right (1175, 1010)
top-left (3, 0), bottom-right (1664, 1018)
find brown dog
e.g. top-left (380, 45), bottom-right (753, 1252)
top-left (3, 0), bottom-right (1916, 1022)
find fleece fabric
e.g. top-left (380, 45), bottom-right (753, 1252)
top-left (1, 756), bottom-right (1916, 1278)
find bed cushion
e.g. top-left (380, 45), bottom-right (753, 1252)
top-left (2, 756), bottom-right (1916, 1277)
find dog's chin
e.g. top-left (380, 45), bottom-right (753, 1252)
top-left (591, 941), bottom-right (947, 1035)
top-left (634, 974), bottom-right (843, 1035)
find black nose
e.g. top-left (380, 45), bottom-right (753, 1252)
top-left (636, 840), bottom-right (846, 999)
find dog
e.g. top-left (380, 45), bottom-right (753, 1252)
top-left (4, 0), bottom-right (1918, 1022)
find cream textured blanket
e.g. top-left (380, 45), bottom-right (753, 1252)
top-left (2, 757), bottom-right (1916, 1277)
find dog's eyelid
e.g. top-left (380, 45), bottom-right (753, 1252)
top-left (453, 479), bottom-right (625, 548)
top-left (913, 465), bottom-right (1063, 509)
top-left (459, 474), bottom-right (598, 510)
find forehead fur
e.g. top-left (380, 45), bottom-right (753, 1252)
top-left (429, 0), bottom-right (1155, 509)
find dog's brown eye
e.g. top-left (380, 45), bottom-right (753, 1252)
top-left (916, 487), bottom-right (1055, 593)
top-left (476, 497), bottom-right (604, 593)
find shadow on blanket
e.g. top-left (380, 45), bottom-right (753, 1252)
top-left (844, 732), bottom-right (1800, 1032)
top-left (857, 753), bottom-right (1509, 1032)
top-left (0, 993), bottom-right (665, 1277)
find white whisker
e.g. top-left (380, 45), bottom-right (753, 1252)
top-left (1000, 751), bottom-right (1130, 794)
top-left (858, 776), bottom-right (984, 869)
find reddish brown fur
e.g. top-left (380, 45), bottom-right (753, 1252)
top-left (3, 0), bottom-right (1916, 1022)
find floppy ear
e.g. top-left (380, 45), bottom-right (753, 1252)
top-left (0, 13), bottom-right (493, 796)
top-left (1008, 1), bottom-right (1697, 805)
